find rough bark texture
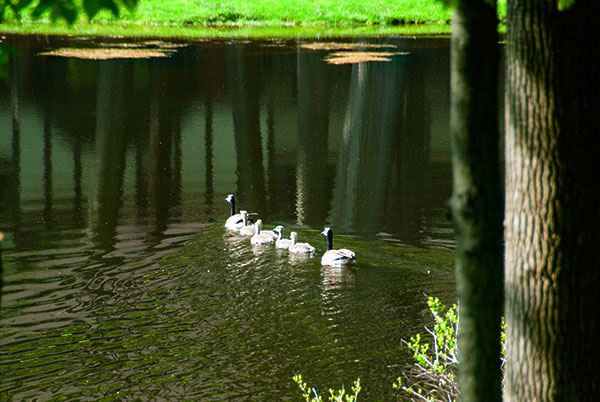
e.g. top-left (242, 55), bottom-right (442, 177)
top-left (504, 0), bottom-right (600, 400)
top-left (449, 1), bottom-right (503, 401)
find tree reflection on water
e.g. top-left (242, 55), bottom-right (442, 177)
top-left (0, 36), bottom-right (451, 252)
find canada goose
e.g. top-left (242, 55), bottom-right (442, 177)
top-left (224, 194), bottom-right (244, 230)
top-left (250, 220), bottom-right (276, 245)
top-left (320, 227), bottom-right (356, 266)
top-left (238, 211), bottom-right (257, 236)
top-left (273, 226), bottom-right (294, 249)
top-left (225, 194), bottom-right (257, 231)
top-left (289, 232), bottom-right (316, 254)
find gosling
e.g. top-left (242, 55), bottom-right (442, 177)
top-left (288, 232), bottom-right (316, 254)
top-left (273, 226), bottom-right (294, 249)
top-left (250, 220), bottom-right (277, 245)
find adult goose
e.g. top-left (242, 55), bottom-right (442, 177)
top-left (224, 194), bottom-right (257, 231)
top-left (320, 227), bottom-right (355, 266)
top-left (224, 194), bottom-right (244, 230)
top-left (273, 226), bottom-right (293, 249)
top-left (289, 232), bottom-right (316, 254)
top-left (250, 220), bottom-right (277, 245)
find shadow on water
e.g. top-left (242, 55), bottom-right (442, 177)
top-left (0, 35), bottom-right (454, 401)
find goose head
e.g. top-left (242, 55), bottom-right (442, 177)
top-left (225, 194), bottom-right (236, 216)
top-left (320, 227), bottom-right (333, 250)
top-left (320, 227), bottom-right (332, 237)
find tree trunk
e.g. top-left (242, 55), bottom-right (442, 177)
top-left (504, 0), bottom-right (600, 400)
top-left (449, 1), bottom-right (504, 401)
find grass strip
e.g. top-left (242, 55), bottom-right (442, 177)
top-left (0, 0), bottom-right (505, 39)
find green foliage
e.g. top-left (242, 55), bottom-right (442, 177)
top-left (0, 0), bottom-right (512, 32)
top-left (293, 374), bottom-right (361, 402)
top-left (0, 0), bottom-right (138, 24)
top-left (394, 298), bottom-right (506, 401)
top-left (1, 0), bottom-right (452, 26)
top-left (393, 297), bottom-right (459, 401)
top-left (558, 0), bottom-right (575, 10)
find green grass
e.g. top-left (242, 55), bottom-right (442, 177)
top-left (11, 0), bottom-right (454, 25)
top-left (123, 0), bottom-right (453, 25)
top-left (0, 0), bottom-right (505, 39)
top-left (0, 22), bottom-right (451, 40)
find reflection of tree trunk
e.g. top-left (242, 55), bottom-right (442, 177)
top-left (204, 94), bottom-right (214, 214)
top-left (135, 127), bottom-right (149, 220)
top-left (148, 63), bottom-right (173, 235)
top-left (43, 111), bottom-right (53, 227)
top-left (332, 63), bottom-right (366, 231)
top-left (9, 52), bottom-right (21, 246)
top-left (227, 46), bottom-right (266, 214)
top-left (172, 118), bottom-right (182, 217)
top-left (266, 96), bottom-right (275, 215)
top-left (386, 56), bottom-right (429, 241)
top-left (358, 61), bottom-right (403, 235)
top-left (88, 61), bottom-right (127, 249)
top-left (72, 132), bottom-right (83, 225)
top-left (41, 52), bottom-right (56, 230)
top-left (262, 52), bottom-right (296, 221)
top-left (295, 51), bottom-right (333, 227)
top-left (332, 60), bottom-right (407, 236)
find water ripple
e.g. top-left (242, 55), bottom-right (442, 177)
top-left (1, 223), bottom-right (455, 401)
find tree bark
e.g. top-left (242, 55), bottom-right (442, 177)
top-left (504, 0), bottom-right (600, 400)
top-left (449, 1), bottom-right (504, 401)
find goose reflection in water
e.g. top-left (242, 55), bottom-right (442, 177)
top-left (321, 264), bottom-right (356, 295)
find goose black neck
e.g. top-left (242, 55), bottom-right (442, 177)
top-left (230, 197), bottom-right (235, 216)
top-left (326, 230), bottom-right (333, 251)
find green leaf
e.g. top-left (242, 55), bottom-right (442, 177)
top-left (83, 0), bottom-right (101, 18)
top-left (57, 0), bottom-right (78, 24)
top-left (83, 0), bottom-right (122, 18)
top-left (558, 0), bottom-right (575, 10)
top-left (17, 0), bottom-right (36, 8)
top-left (121, 0), bottom-right (138, 11)
top-left (31, 0), bottom-right (56, 19)
top-left (101, 0), bottom-right (120, 17)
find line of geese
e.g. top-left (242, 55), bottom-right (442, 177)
top-left (224, 194), bottom-right (356, 266)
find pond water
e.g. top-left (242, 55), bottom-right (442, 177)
top-left (0, 35), bottom-right (455, 401)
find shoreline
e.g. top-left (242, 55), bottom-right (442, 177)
top-left (0, 21), bottom-right (452, 40)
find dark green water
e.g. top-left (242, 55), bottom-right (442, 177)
top-left (0, 35), bottom-right (454, 401)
